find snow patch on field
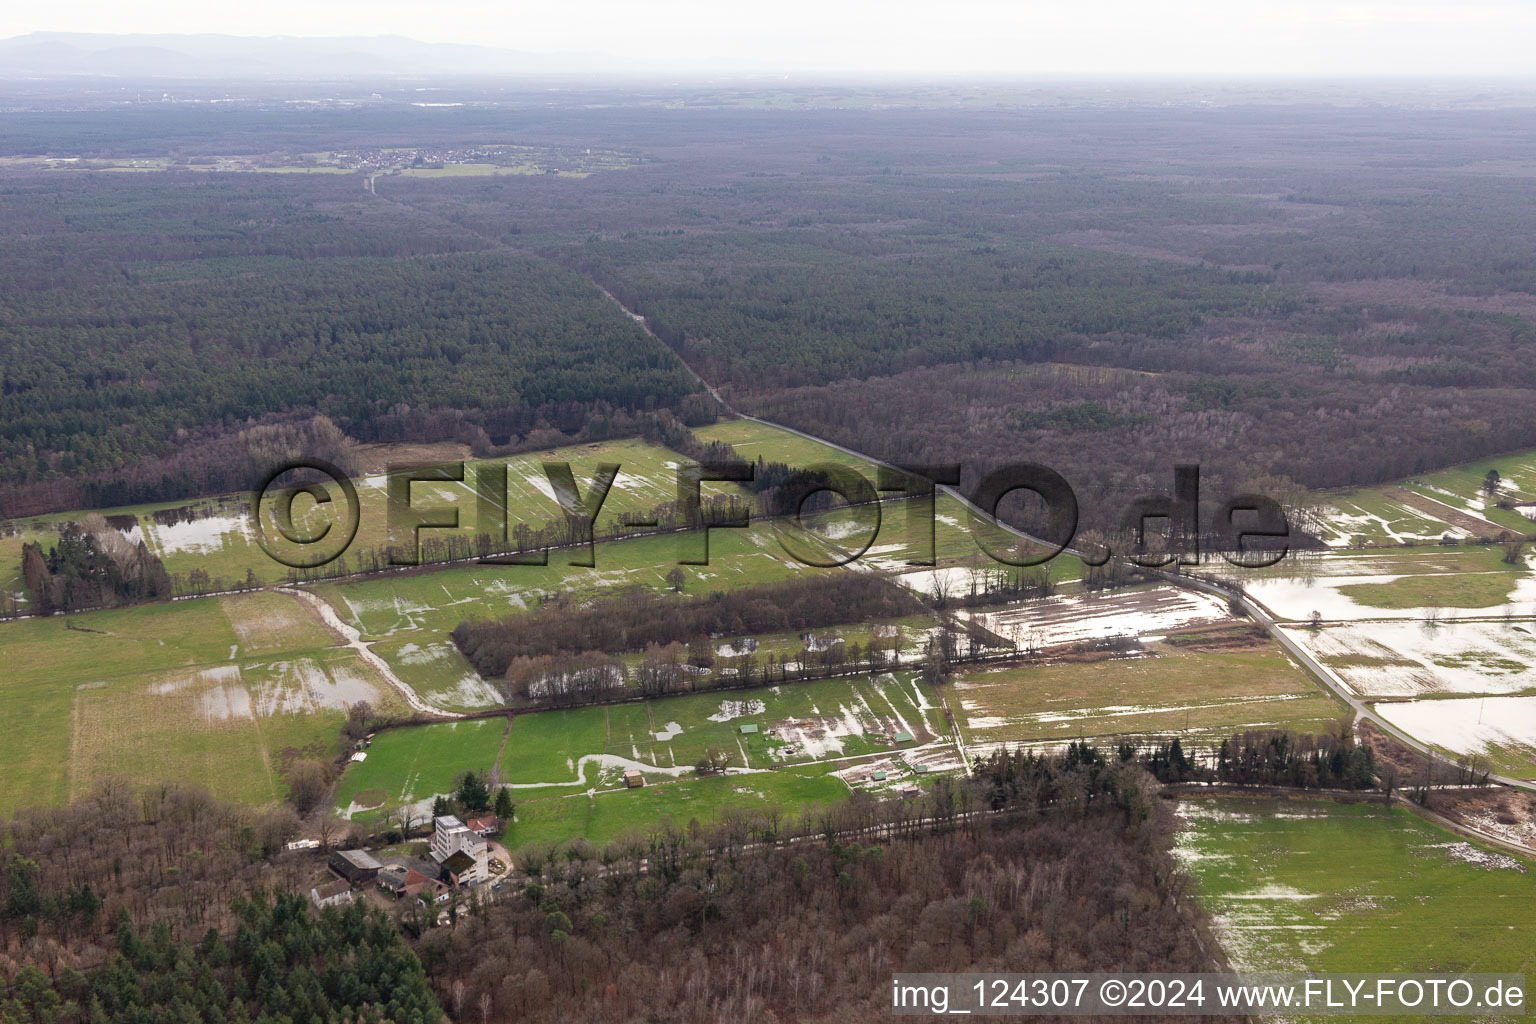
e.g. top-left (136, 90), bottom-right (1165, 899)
top-left (708, 699), bottom-right (765, 722)
top-left (252, 658), bottom-right (381, 714)
top-left (431, 673), bottom-right (504, 709)
top-left (1222, 885), bottom-right (1320, 900)
top-left (653, 721), bottom-right (683, 741)
top-left (897, 566), bottom-right (980, 600)
top-left (147, 664), bottom-right (242, 695)
top-left (961, 586), bottom-right (1232, 646)
top-left (148, 514), bottom-right (250, 555)
top-left (200, 685), bottom-right (254, 721)
top-left (1431, 842), bottom-right (1526, 871)
top-left (1286, 620), bottom-right (1536, 696)
top-left (1373, 696), bottom-right (1536, 762)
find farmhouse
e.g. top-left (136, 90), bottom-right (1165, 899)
top-left (328, 848), bottom-right (382, 885)
top-left (429, 814), bottom-right (488, 884)
top-left (309, 879), bottom-right (354, 909)
top-left (378, 864), bottom-right (445, 901)
top-left (464, 815), bottom-right (499, 836)
top-left (376, 864), bottom-right (411, 896)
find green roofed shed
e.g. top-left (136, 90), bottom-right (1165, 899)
top-left (739, 723), bottom-right (759, 735)
top-left (892, 731), bottom-right (913, 744)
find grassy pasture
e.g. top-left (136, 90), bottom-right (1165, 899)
top-left (310, 524), bottom-right (834, 641)
top-left (334, 672), bottom-right (951, 822)
top-left (1320, 489), bottom-right (1453, 546)
top-left (506, 767), bottom-right (849, 853)
top-left (693, 419), bottom-right (882, 478)
top-left (1319, 447), bottom-right (1536, 546)
top-left (1323, 544), bottom-right (1526, 610)
top-left (954, 634), bottom-right (1345, 751)
top-left (0, 436), bottom-right (696, 591)
top-left (0, 590), bottom-right (399, 814)
top-left (336, 717), bottom-right (510, 817)
top-left (1176, 798), bottom-right (1536, 981)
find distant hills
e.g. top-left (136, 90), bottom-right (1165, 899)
top-left (0, 32), bottom-right (631, 78)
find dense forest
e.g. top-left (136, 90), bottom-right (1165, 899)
top-left (0, 219), bottom-right (701, 514)
top-left (0, 895), bottom-right (441, 1024)
top-left (0, 780), bottom-right (308, 973)
top-left (0, 779), bottom-right (445, 1023)
top-left (577, 233), bottom-right (1280, 389)
top-left (6, 100), bottom-right (1536, 527)
top-left (1138, 729), bottom-right (1378, 790)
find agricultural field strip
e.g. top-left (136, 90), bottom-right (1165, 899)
top-left (4, 425), bottom-right (978, 722)
top-left (0, 592), bottom-right (404, 813)
top-left (1175, 798), bottom-right (1536, 980)
top-left (1221, 549), bottom-right (1536, 774)
top-left (953, 637), bottom-right (1346, 752)
top-left (279, 587), bottom-right (464, 717)
top-left (1317, 446), bottom-right (1536, 545)
top-left (1172, 571), bottom-right (1536, 793)
top-left (336, 672), bottom-right (959, 822)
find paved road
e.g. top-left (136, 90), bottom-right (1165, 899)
top-left (1163, 570), bottom-right (1536, 794)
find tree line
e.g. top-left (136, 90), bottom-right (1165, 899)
top-left (451, 572), bottom-right (926, 681)
top-left (1138, 728), bottom-right (1377, 790)
top-left (20, 515), bottom-right (171, 615)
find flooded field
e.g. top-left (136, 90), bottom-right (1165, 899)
top-left (960, 585), bottom-right (1234, 647)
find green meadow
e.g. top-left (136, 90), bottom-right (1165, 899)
top-left (955, 637), bottom-right (1346, 750)
top-left (1320, 446), bottom-right (1536, 545)
top-left (0, 590), bottom-right (400, 814)
top-left (506, 766), bottom-right (850, 854)
top-left (1177, 798), bottom-right (1536, 980)
top-left (336, 717), bottom-right (511, 817)
top-left (335, 672), bottom-right (952, 822)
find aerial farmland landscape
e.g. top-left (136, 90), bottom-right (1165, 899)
top-left (3, 11), bottom-right (1536, 1024)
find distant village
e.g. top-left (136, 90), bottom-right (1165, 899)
top-left (330, 146), bottom-right (519, 171)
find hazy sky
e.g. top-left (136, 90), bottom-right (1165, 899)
top-left (7, 0), bottom-right (1535, 75)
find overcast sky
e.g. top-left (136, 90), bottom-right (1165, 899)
top-left (6, 1), bottom-right (1535, 76)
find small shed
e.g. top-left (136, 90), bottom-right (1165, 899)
top-left (892, 731), bottom-right (913, 744)
top-left (739, 723), bottom-right (759, 735)
top-left (901, 786), bottom-right (922, 798)
top-left (623, 770), bottom-right (644, 788)
top-left (912, 763), bottom-right (929, 774)
top-left (870, 770), bottom-right (887, 782)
